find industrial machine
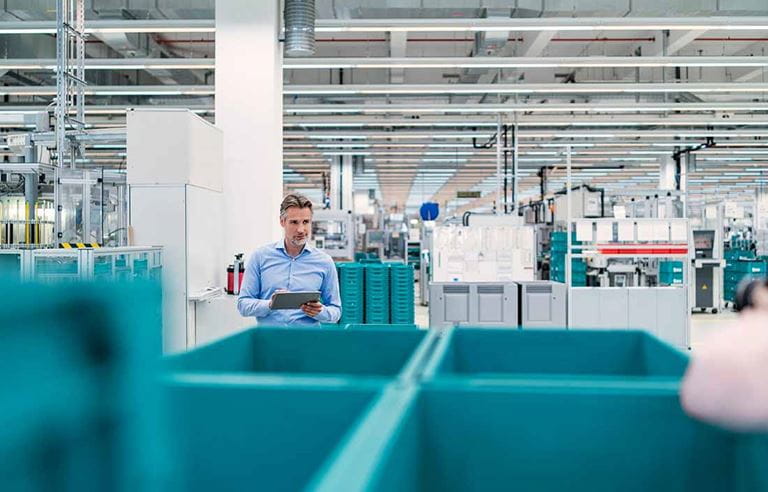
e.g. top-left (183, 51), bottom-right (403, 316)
top-left (312, 209), bottom-right (355, 260)
top-left (419, 221), bottom-right (435, 306)
top-left (431, 224), bottom-right (536, 283)
top-left (692, 229), bottom-right (724, 313)
top-left (553, 185), bottom-right (604, 222)
top-left (364, 229), bottom-right (385, 258)
top-left (567, 218), bottom-right (691, 349)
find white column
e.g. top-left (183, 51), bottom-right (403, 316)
top-left (330, 157), bottom-right (341, 210)
top-left (659, 155), bottom-right (676, 191)
top-left (216, 0), bottom-right (283, 263)
top-left (341, 155), bottom-right (353, 210)
top-left (330, 155), bottom-right (354, 210)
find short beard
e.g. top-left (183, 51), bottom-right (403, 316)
top-left (289, 237), bottom-right (307, 248)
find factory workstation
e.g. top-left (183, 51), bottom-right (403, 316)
top-left (3, 1), bottom-right (768, 491)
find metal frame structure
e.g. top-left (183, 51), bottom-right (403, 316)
top-left (2, 246), bottom-right (163, 282)
top-left (54, 0), bottom-right (86, 242)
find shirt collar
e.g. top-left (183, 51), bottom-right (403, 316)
top-left (274, 240), bottom-right (314, 257)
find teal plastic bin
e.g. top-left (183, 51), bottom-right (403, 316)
top-left (1, 280), bottom-right (167, 491)
top-left (312, 384), bottom-right (768, 492)
top-left (165, 378), bottom-right (381, 492)
top-left (166, 327), bottom-right (431, 380)
top-left (423, 328), bottom-right (688, 382)
top-left (346, 323), bottom-right (419, 330)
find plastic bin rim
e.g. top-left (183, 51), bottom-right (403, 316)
top-left (163, 373), bottom-right (388, 390)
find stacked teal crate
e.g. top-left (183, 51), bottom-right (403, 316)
top-left (727, 259), bottom-right (767, 304)
top-left (550, 231), bottom-right (586, 286)
top-left (723, 249), bottom-right (759, 304)
top-left (389, 263), bottom-right (415, 324)
top-left (364, 263), bottom-right (390, 323)
top-left (659, 261), bottom-right (684, 286)
top-left (337, 263), bottom-right (364, 324)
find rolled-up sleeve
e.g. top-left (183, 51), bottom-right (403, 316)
top-left (315, 260), bottom-right (342, 323)
top-left (237, 252), bottom-right (272, 318)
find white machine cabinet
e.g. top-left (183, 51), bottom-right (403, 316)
top-left (128, 109), bottom-right (224, 353)
top-left (429, 282), bottom-right (518, 329)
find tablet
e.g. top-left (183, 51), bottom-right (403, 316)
top-left (270, 291), bottom-right (321, 310)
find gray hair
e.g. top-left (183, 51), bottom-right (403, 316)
top-left (280, 193), bottom-right (313, 218)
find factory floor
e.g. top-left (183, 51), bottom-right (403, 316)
top-left (413, 282), bottom-right (740, 353)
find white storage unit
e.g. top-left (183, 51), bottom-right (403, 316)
top-left (128, 109), bottom-right (225, 353)
top-left (127, 109), bottom-right (223, 191)
top-left (517, 281), bottom-right (567, 329)
top-left (569, 287), bottom-right (688, 348)
top-left (429, 282), bottom-right (518, 329)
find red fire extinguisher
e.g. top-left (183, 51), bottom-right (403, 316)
top-left (226, 253), bottom-right (245, 295)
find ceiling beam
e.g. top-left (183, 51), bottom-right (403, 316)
top-left (734, 68), bottom-right (765, 82)
top-left (519, 30), bottom-right (557, 58)
top-left (664, 29), bottom-right (708, 55)
top-left (389, 31), bottom-right (408, 84)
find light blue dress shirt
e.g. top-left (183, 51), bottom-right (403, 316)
top-left (237, 241), bottom-right (342, 326)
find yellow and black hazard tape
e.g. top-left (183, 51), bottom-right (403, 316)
top-left (59, 242), bottom-right (101, 249)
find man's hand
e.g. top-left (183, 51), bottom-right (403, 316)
top-left (268, 289), bottom-right (287, 309)
top-left (301, 301), bottom-right (324, 318)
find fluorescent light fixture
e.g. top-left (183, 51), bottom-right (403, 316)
top-left (0, 19), bottom-right (214, 35)
top-left (285, 82), bottom-right (768, 95)
top-left (427, 143), bottom-right (475, 148)
top-left (0, 58), bottom-right (214, 71)
top-left (286, 102), bottom-right (768, 115)
top-left (422, 151), bottom-right (475, 156)
top-left (284, 56), bottom-right (768, 70)
top-left (321, 151), bottom-right (372, 156)
top-left (314, 143), bottom-right (371, 148)
top-left (0, 85), bottom-right (214, 97)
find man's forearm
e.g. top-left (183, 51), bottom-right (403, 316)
top-left (237, 296), bottom-right (271, 318)
top-left (316, 304), bottom-right (341, 323)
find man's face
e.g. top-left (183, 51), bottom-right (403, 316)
top-left (280, 206), bottom-right (312, 248)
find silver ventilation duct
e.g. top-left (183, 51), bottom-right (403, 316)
top-left (284, 0), bottom-right (316, 57)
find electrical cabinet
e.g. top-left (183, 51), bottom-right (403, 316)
top-left (429, 282), bottom-right (518, 329)
top-left (517, 281), bottom-right (567, 329)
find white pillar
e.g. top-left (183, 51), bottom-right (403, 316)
top-left (216, 0), bottom-right (283, 263)
top-left (330, 156), bottom-right (341, 210)
top-left (341, 155), bottom-right (353, 210)
top-left (659, 155), bottom-right (676, 191)
top-left (330, 155), bottom-right (354, 210)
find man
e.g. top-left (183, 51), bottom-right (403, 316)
top-left (237, 193), bottom-right (341, 326)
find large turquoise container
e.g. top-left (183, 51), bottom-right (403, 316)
top-left (423, 328), bottom-right (688, 383)
top-left (311, 384), bottom-right (768, 492)
top-left (346, 323), bottom-right (419, 330)
top-left (165, 327), bottom-right (433, 380)
top-left (165, 378), bottom-right (382, 492)
top-left (1, 280), bottom-right (167, 491)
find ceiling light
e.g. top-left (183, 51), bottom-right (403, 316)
top-left (284, 56), bottom-right (768, 70)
